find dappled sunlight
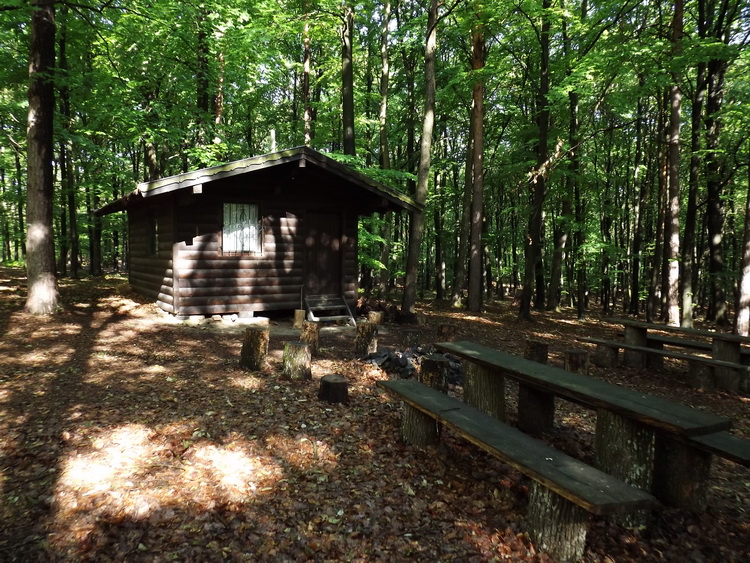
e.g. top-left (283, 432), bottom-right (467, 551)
top-left (51, 423), bottom-right (286, 554)
top-left (231, 374), bottom-right (266, 391)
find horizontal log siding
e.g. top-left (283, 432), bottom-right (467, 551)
top-left (174, 204), bottom-right (304, 315)
top-left (128, 204), bottom-right (176, 313)
top-left (343, 214), bottom-right (358, 307)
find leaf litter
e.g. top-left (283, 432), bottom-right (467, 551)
top-left (0, 268), bottom-right (748, 561)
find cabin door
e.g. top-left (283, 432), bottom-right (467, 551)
top-left (304, 212), bottom-right (342, 296)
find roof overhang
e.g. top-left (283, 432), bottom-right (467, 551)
top-left (95, 146), bottom-right (422, 216)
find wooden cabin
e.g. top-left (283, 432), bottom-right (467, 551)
top-left (96, 146), bottom-right (420, 319)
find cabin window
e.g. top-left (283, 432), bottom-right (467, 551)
top-left (222, 203), bottom-right (262, 254)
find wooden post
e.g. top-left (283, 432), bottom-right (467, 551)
top-left (687, 361), bottom-right (715, 391)
top-left (300, 320), bottom-right (320, 356)
top-left (367, 310), bottom-right (384, 325)
top-left (712, 340), bottom-right (741, 392)
top-left (354, 322), bottom-right (378, 356)
top-left (526, 483), bottom-right (588, 562)
top-left (401, 404), bottom-right (438, 446)
top-left (524, 339), bottom-right (548, 364)
top-left (293, 309), bottom-right (306, 329)
top-left (518, 340), bottom-right (554, 436)
top-left (592, 343), bottom-right (618, 368)
top-left (463, 361), bottom-right (504, 421)
top-left (623, 325), bottom-right (648, 368)
top-left (517, 385), bottom-right (555, 437)
top-left (419, 354), bottom-right (449, 393)
top-left (239, 326), bottom-right (270, 371)
top-left (653, 435), bottom-right (712, 510)
top-left (564, 349), bottom-right (589, 375)
top-left (318, 374), bottom-right (349, 404)
top-left (436, 323), bottom-right (458, 342)
top-left (282, 341), bottom-right (312, 380)
top-left (595, 409), bottom-right (653, 526)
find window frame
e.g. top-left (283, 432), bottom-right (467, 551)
top-left (220, 202), bottom-right (263, 256)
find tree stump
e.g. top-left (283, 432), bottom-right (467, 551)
top-left (300, 320), bottom-right (320, 356)
top-left (293, 309), bottom-right (306, 329)
top-left (282, 341), bottom-right (312, 380)
top-left (564, 349), bottom-right (589, 375)
top-left (239, 326), bottom-right (270, 371)
top-left (367, 310), bottom-right (384, 325)
top-left (524, 339), bottom-right (549, 364)
top-left (653, 435), bottom-right (712, 510)
top-left (592, 343), bottom-right (618, 368)
top-left (355, 322), bottom-right (378, 356)
top-left (418, 354), bottom-right (449, 393)
top-left (517, 384), bottom-right (555, 437)
top-left (401, 404), bottom-right (438, 446)
top-left (526, 482), bottom-right (588, 562)
top-left (403, 328), bottom-right (421, 348)
top-left (463, 361), bottom-right (505, 421)
top-left (318, 374), bottom-right (349, 404)
top-left (436, 323), bottom-right (458, 342)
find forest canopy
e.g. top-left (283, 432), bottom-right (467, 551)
top-left (1, 0), bottom-right (749, 328)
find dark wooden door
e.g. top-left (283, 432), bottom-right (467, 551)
top-left (304, 212), bottom-right (342, 296)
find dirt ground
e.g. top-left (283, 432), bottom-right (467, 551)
top-left (0, 267), bottom-right (748, 562)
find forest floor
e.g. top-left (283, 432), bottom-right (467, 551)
top-left (0, 266), bottom-right (748, 562)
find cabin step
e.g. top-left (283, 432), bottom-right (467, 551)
top-left (304, 294), bottom-right (356, 326)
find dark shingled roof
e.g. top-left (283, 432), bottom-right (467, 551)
top-left (96, 146), bottom-right (422, 216)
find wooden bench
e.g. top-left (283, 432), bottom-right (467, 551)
top-left (579, 336), bottom-right (750, 392)
top-left (377, 378), bottom-right (657, 561)
top-left (434, 340), bottom-right (734, 510)
top-left (605, 317), bottom-right (750, 392)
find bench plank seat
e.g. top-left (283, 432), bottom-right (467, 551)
top-left (435, 341), bottom-right (731, 437)
top-left (579, 336), bottom-right (750, 372)
top-left (690, 432), bottom-right (750, 466)
top-left (377, 378), bottom-right (656, 515)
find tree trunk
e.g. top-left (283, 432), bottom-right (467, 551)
top-left (378, 1), bottom-right (391, 168)
top-left (402, 0), bottom-right (437, 315)
top-left (303, 11), bottom-right (313, 146)
top-left (735, 150), bottom-right (750, 336)
top-left (518, 0), bottom-right (550, 319)
top-left (666, 0), bottom-right (683, 327)
top-left (341, 3), bottom-right (355, 156)
top-left (451, 117), bottom-right (474, 308)
top-left (467, 17), bottom-right (485, 313)
top-left (25, 0), bottom-right (60, 315)
top-left (682, 61), bottom-right (706, 328)
top-left (629, 79), bottom-right (647, 316)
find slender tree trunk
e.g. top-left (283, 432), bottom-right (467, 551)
top-left (648, 100), bottom-right (668, 322)
top-left (341, 3), bottom-right (355, 156)
top-left (378, 1), bottom-right (391, 168)
top-left (25, 0), bottom-right (60, 315)
top-left (629, 81), bottom-right (646, 316)
top-left (682, 61), bottom-right (706, 327)
top-left (451, 117), bottom-right (474, 308)
top-left (467, 16), bottom-right (485, 313)
top-left (519, 0), bottom-right (550, 319)
top-left (735, 149), bottom-right (750, 336)
top-left (666, 0), bottom-right (683, 327)
top-left (402, 0), bottom-right (437, 315)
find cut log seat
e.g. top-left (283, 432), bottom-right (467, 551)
top-left (377, 378), bottom-right (657, 561)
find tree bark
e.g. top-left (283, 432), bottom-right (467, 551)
top-left (341, 3), bottom-right (355, 156)
top-left (518, 0), bottom-right (550, 319)
top-left (402, 0), bottom-right (437, 315)
top-left (25, 0), bottom-right (60, 315)
top-left (665, 0), bottom-right (683, 327)
top-left (378, 1), bottom-right (391, 169)
top-left (736, 150), bottom-right (750, 336)
top-left (467, 15), bottom-right (485, 313)
top-left (282, 341), bottom-right (312, 380)
top-left (240, 326), bottom-right (270, 371)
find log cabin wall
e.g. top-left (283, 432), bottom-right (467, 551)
top-left (127, 199), bottom-right (176, 313)
top-left (169, 184), bottom-right (359, 317)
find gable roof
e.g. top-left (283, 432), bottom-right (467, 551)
top-left (95, 146), bottom-right (422, 216)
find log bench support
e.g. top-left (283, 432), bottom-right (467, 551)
top-left (463, 361), bottom-right (505, 421)
top-left (377, 379), bottom-right (657, 561)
